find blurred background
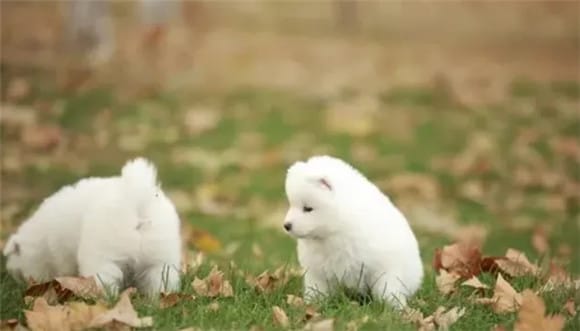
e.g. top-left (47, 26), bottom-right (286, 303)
top-left (1, 0), bottom-right (579, 273)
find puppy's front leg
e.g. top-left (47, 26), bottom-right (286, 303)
top-left (78, 258), bottom-right (124, 297)
top-left (370, 274), bottom-right (408, 309)
top-left (137, 263), bottom-right (180, 297)
top-left (304, 271), bottom-right (330, 303)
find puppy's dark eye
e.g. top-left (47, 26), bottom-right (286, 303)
top-left (303, 205), bottom-right (313, 213)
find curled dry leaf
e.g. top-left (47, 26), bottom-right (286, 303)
top-left (304, 318), bottom-right (334, 331)
top-left (461, 276), bottom-right (489, 290)
top-left (25, 297), bottom-right (108, 331)
top-left (272, 306), bottom-right (289, 328)
top-left (247, 267), bottom-right (291, 293)
top-left (24, 276), bottom-right (103, 304)
top-left (287, 294), bottom-right (304, 307)
top-left (21, 125), bottom-right (62, 151)
top-left (432, 306), bottom-right (466, 331)
top-left (89, 288), bottom-right (153, 329)
top-left (159, 292), bottom-right (195, 309)
top-left (304, 306), bottom-right (320, 322)
top-left (532, 227), bottom-right (549, 255)
top-left (208, 302), bottom-right (220, 312)
top-left (0, 319), bottom-right (27, 331)
top-left (403, 306), bottom-right (464, 331)
top-left (436, 270), bottom-right (461, 295)
top-left (433, 242), bottom-right (483, 279)
top-left (495, 249), bottom-right (539, 277)
top-left (514, 290), bottom-right (565, 331)
top-left (475, 273), bottom-right (522, 313)
top-left (563, 300), bottom-right (576, 317)
top-left (192, 266), bottom-right (234, 297)
top-left (183, 222), bottom-right (222, 254)
top-left (184, 106), bottom-right (221, 136)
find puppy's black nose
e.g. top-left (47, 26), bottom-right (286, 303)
top-left (283, 223), bottom-right (292, 231)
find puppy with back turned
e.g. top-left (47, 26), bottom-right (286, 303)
top-left (3, 158), bottom-right (181, 297)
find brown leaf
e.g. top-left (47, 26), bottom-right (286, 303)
top-left (191, 266), bottom-right (233, 297)
top-left (475, 273), bottom-right (522, 313)
top-left (184, 107), bottom-right (220, 136)
top-left (89, 288), bottom-right (153, 329)
top-left (461, 276), bottom-right (489, 290)
top-left (495, 249), bottom-right (539, 277)
top-left (432, 306), bottom-right (465, 330)
top-left (6, 78), bottom-right (31, 101)
top-left (21, 125), bottom-right (62, 150)
top-left (183, 223), bottom-right (222, 254)
top-left (159, 293), bottom-right (195, 309)
top-left (532, 227), bottom-right (549, 255)
top-left (286, 295), bottom-right (304, 307)
top-left (207, 302), bottom-right (220, 312)
top-left (24, 297), bottom-right (107, 331)
top-left (272, 306), bottom-right (289, 328)
top-left (436, 270), bottom-right (461, 295)
top-left (563, 299), bottom-right (576, 317)
top-left (0, 319), bottom-right (27, 331)
top-left (24, 277), bottom-right (103, 304)
top-left (433, 242), bottom-right (482, 278)
top-left (247, 267), bottom-right (291, 293)
top-left (304, 318), bottom-right (334, 331)
top-left (304, 306), bottom-right (320, 322)
top-left (514, 290), bottom-right (565, 331)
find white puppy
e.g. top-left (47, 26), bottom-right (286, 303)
top-left (284, 155), bottom-right (423, 307)
top-left (3, 158), bottom-right (181, 297)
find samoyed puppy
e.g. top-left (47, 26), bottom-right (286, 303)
top-left (3, 158), bottom-right (181, 296)
top-left (284, 155), bottom-right (423, 307)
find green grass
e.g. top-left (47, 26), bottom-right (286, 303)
top-left (1, 80), bottom-right (579, 330)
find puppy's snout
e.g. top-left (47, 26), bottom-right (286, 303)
top-left (283, 223), bottom-right (292, 232)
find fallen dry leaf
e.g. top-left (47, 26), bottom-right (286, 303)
top-left (89, 288), bottom-right (153, 329)
top-left (25, 297), bottom-right (108, 331)
top-left (159, 292), bottom-right (195, 309)
top-left (433, 242), bottom-right (484, 279)
top-left (24, 277), bottom-right (103, 304)
top-left (461, 276), bottom-right (489, 290)
top-left (496, 249), bottom-right (539, 277)
top-left (436, 270), bottom-right (461, 295)
top-left (0, 319), bottom-right (27, 331)
top-left (272, 306), bottom-right (289, 328)
top-left (195, 182), bottom-right (236, 216)
top-left (304, 318), bottom-right (334, 331)
top-left (183, 223), bottom-right (222, 254)
top-left (192, 266), bottom-right (234, 297)
top-left (208, 302), bottom-right (220, 312)
top-left (403, 306), bottom-right (464, 331)
top-left (184, 106), bottom-right (221, 136)
top-left (432, 306), bottom-right (465, 330)
top-left (21, 125), bottom-right (62, 151)
top-left (563, 299), bottom-right (576, 317)
top-left (247, 267), bottom-right (291, 293)
top-left (6, 78), bottom-right (31, 101)
top-left (475, 273), bottom-right (522, 313)
top-left (304, 306), bottom-right (320, 322)
top-left (532, 227), bottom-right (549, 255)
top-left (514, 290), bottom-right (565, 331)
top-left (287, 294), bottom-right (304, 307)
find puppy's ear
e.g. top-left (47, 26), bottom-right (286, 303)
top-left (310, 176), bottom-right (332, 191)
top-left (3, 236), bottom-right (20, 256)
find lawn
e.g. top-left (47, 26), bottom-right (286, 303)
top-left (0, 78), bottom-right (579, 330)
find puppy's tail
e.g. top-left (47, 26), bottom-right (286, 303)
top-left (121, 157), bottom-right (159, 212)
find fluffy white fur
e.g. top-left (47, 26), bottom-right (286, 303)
top-left (284, 155), bottom-right (423, 307)
top-left (3, 158), bottom-right (181, 297)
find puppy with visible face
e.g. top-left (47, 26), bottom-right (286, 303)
top-left (3, 158), bottom-right (181, 297)
top-left (284, 155), bottom-right (423, 307)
